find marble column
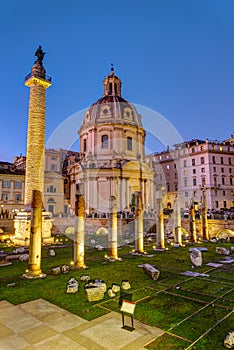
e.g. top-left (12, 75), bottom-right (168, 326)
top-left (25, 190), bottom-right (43, 277)
top-left (189, 199), bottom-right (197, 243)
top-left (74, 194), bottom-right (86, 268)
top-left (201, 190), bottom-right (209, 240)
top-left (108, 196), bottom-right (118, 259)
top-left (156, 191), bottom-right (165, 249)
top-left (174, 196), bottom-right (182, 246)
top-left (135, 191), bottom-right (144, 253)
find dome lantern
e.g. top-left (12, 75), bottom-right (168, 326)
top-left (103, 65), bottom-right (122, 97)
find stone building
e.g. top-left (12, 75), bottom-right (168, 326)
top-left (0, 149), bottom-right (80, 217)
top-left (69, 67), bottom-right (154, 216)
top-left (149, 135), bottom-right (234, 211)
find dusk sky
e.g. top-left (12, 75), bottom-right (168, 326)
top-left (1, 0), bottom-right (234, 162)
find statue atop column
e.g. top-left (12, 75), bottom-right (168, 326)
top-left (35, 45), bottom-right (45, 63)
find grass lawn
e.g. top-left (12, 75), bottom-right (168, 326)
top-left (0, 237), bottom-right (233, 349)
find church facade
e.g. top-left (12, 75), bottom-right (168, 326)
top-left (69, 67), bottom-right (154, 217)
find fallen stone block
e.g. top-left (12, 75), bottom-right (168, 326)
top-left (139, 263), bottom-right (160, 280)
top-left (67, 277), bottom-right (79, 293)
top-left (224, 331), bottom-right (234, 349)
top-left (216, 247), bottom-right (230, 255)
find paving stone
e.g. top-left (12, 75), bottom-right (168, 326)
top-left (30, 333), bottom-right (86, 350)
top-left (0, 334), bottom-right (30, 350)
top-left (18, 325), bottom-right (57, 345)
top-left (0, 322), bottom-right (14, 338)
top-left (48, 313), bottom-right (87, 332)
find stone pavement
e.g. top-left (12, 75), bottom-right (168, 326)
top-left (0, 299), bottom-right (164, 350)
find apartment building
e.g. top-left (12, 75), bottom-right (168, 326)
top-left (149, 135), bottom-right (234, 211)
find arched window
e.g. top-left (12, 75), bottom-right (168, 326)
top-left (83, 139), bottom-right (87, 152)
top-left (109, 83), bottom-right (113, 95)
top-left (127, 137), bottom-right (132, 150)
top-left (101, 135), bottom-right (109, 149)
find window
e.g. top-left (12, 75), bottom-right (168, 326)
top-left (200, 146), bottom-right (204, 151)
top-left (184, 179), bottom-right (188, 187)
top-left (109, 83), bottom-right (113, 95)
top-left (127, 137), bottom-right (132, 150)
top-left (15, 194), bottom-right (21, 202)
top-left (174, 183), bottom-right (178, 191)
top-left (229, 168), bottom-right (232, 173)
top-left (228, 157), bottom-right (232, 165)
top-left (167, 183), bottom-right (170, 192)
top-left (15, 181), bottom-right (21, 188)
top-left (212, 156), bottom-right (216, 164)
top-left (201, 168), bottom-right (205, 173)
top-left (222, 177), bottom-right (225, 185)
top-left (51, 156), bottom-right (57, 160)
top-left (184, 170), bottom-right (187, 176)
top-left (193, 169), bottom-right (196, 174)
top-left (184, 160), bottom-right (187, 167)
top-left (83, 139), bottom-right (87, 152)
top-left (166, 174), bottom-right (170, 180)
top-left (192, 159), bottom-right (195, 166)
top-left (101, 135), bottom-right (108, 149)
top-left (214, 177), bottom-right (217, 187)
top-left (48, 185), bottom-right (56, 193)
top-left (213, 167), bottom-right (216, 172)
top-left (174, 163), bottom-right (177, 169)
top-left (202, 177), bottom-right (206, 187)
top-left (231, 190), bottom-right (234, 196)
top-left (51, 164), bottom-right (57, 171)
top-left (221, 157), bottom-right (224, 164)
top-left (215, 201), bottom-right (218, 208)
top-left (230, 177), bottom-right (233, 185)
top-left (3, 181), bottom-right (9, 188)
top-left (166, 164), bottom-right (170, 170)
top-left (193, 178), bottom-right (197, 186)
top-left (48, 204), bottom-right (54, 214)
top-left (192, 148), bottom-right (195, 153)
top-left (194, 191), bottom-right (197, 197)
top-left (174, 172), bottom-right (177, 179)
top-left (223, 201), bottom-right (227, 208)
top-left (223, 191), bottom-right (226, 196)
top-left (201, 157), bottom-right (204, 164)
top-left (185, 192), bottom-right (188, 197)
top-left (2, 193), bottom-right (8, 201)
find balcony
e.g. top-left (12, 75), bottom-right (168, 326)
top-left (25, 72), bottom-right (52, 83)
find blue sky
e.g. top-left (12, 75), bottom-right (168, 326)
top-left (1, 0), bottom-right (234, 161)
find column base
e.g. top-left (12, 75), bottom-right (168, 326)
top-left (154, 247), bottom-right (165, 252)
top-left (22, 271), bottom-right (46, 279)
top-left (72, 264), bottom-right (88, 270)
top-left (106, 256), bottom-right (123, 262)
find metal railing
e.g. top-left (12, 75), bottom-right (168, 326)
top-left (24, 72), bottom-right (52, 82)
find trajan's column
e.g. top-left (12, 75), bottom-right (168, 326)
top-left (14, 46), bottom-right (53, 246)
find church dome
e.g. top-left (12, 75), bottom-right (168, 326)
top-left (80, 67), bottom-right (142, 131)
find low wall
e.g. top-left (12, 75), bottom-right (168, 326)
top-left (1, 217), bottom-right (234, 239)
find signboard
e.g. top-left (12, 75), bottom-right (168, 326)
top-left (120, 300), bottom-right (136, 315)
